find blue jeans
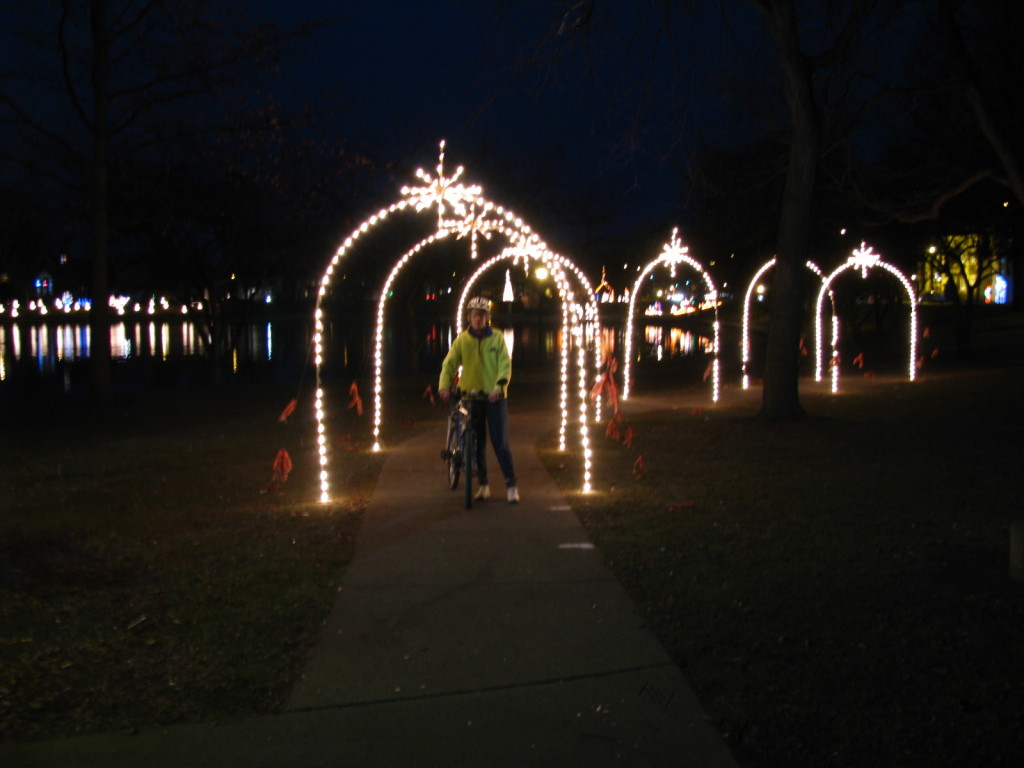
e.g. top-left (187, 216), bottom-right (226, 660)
top-left (470, 398), bottom-right (517, 487)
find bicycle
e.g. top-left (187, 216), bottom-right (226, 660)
top-left (440, 388), bottom-right (480, 509)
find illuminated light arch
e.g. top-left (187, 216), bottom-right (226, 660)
top-left (459, 250), bottom-right (573, 449)
top-left (814, 243), bottom-right (918, 392)
top-left (457, 242), bottom-right (603, 417)
top-left (370, 229), bottom-right (454, 450)
top-left (457, 245), bottom-right (596, 492)
top-left (312, 197), bottom-right (414, 503)
top-left (741, 257), bottom-right (826, 389)
top-left (314, 141), bottom-right (599, 503)
top-left (622, 228), bottom-right (720, 402)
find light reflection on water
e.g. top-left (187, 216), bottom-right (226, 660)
top-left (0, 320), bottom-right (212, 375)
top-left (643, 326), bottom-right (712, 360)
top-left (0, 318), bottom-right (711, 382)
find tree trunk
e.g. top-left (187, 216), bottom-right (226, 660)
top-left (756, 0), bottom-right (819, 421)
top-left (89, 0), bottom-right (113, 400)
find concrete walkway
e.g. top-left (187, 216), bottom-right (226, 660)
top-left (2, 407), bottom-right (738, 767)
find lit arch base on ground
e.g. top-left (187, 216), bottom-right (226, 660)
top-left (814, 243), bottom-right (918, 393)
top-left (622, 228), bottom-right (720, 402)
top-left (457, 245), bottom-right (599, 492)
top-left (741, 257), bottom-right (825, 390)
top-left (314, 141), bottom-right (600, 503)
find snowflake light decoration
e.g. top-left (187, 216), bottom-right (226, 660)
top-left (661, 227), bottom-right (689, 278)
top-left (400, 140), bottom-right (481, 225)
top-left (446, 200), bottom-right (504, 260)
top-left (850, 242), bottom-right (881, 278)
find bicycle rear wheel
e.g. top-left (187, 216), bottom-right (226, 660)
top-left (463, 426), bottom-right (475, 509)
top-left (445, 417), bottom-right (460, 489)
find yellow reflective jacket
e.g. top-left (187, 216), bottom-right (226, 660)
top-left (439, 326), bottom-right (511, 396)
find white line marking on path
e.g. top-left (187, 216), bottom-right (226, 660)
top-left (558, 542), bottom-right (595, 550)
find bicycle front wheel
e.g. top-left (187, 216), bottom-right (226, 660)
top-left (446, 417), bottom-right (460, 490)
top-left (463, 426), bottom-right (475, 510)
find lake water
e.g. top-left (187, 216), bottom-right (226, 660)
top-left (0, 315), bottom-right (714, 392)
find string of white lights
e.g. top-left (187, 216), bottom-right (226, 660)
top-left (371, 230), bottom-right (453, 451)
top-left (314, 141), bottom-right (600, 503)
top-left (741, 258), bottom-right (826, 390)
top-left (313, 199), bottom-right (411, 503)
top-left (814, 243), bottom-right (918, 391)
top-left (622, 228), bottom-right (721, 402)
top-left (455, 247), bottom-right (593, 489)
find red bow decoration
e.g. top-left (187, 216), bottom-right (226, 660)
top-left (348, 382), bottom-right (364, 415)
top-left (261, 449), bottom-right (293, 494)
top-left (278, 398), bottom-right (298, 423)
top-left (590, 357), bottom-right (621, 416)
top-left (852, 352), bottom-right (865, 369)
top-left (272, 449), bottom-right (293, 481)
top-left (632, 452), bottom-right (646, 481)
top-left (423, 385), bottom-right (436, 406)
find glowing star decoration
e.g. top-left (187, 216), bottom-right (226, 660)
top-left (741, 258), bottom-right (826, 390)
top-left (622, 228), bottom-right (720, 402)
top-left (447, 200), bottom-right (500, 260)
top-left (814, 243), bottom-right (918, 391)
top-left (315, 141), bottom-right (600, 504)
top-left (400, 140), bottom-right (481, 226)
top-left (850, 243), bottom-right (880, 278)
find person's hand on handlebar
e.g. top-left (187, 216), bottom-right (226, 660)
top-left (439, 388), bottom-right (450, 402)
top-left (488, 388), bottom-right (502, 402)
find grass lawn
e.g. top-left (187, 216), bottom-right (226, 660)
top-left (0, 381), bottom-right (408, 742)
top-left (541, 341), bottom-right (1024, 765)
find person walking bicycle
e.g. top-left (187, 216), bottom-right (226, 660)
top-left (438, 297), bottom-right (519, 503)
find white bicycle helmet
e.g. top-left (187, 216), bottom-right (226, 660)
top-left (467, 296), bottom-right (490, 313)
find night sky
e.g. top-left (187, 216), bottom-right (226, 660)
top-left (254, 1), bottom-right (755, 270)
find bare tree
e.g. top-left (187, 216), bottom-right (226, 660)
top-left (514, 0), bottom-right (886, 419)
top-left (864, 0), bottom-right (1023, 311)
top-left (0, 0), bottom-right (320, 398)
top-left (933, 0), bottom-right (1024, 211)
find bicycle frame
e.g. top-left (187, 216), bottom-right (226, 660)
top-left (441, 390), bottom-right (479, 509)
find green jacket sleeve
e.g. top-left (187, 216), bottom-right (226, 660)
top-left (438, 336), bottom-right (462, 391)
top-left (494, 333), bottom-right (511, 395)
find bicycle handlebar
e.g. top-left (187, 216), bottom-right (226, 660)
top-left (448, 387), bottom-right (502, 401)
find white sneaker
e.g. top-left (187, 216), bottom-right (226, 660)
top-left (507, 486), bottom-right (519, 504)
top-left (475, 484), bottom-right (490, 500)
